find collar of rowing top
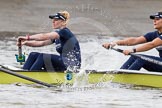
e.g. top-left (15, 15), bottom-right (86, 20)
top-left (158, 32), bottom-right (162, 36)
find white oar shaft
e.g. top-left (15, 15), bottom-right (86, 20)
top-left (111, 47), bottom-right (162, 66)
top-left (131, 53), bottom-right (162, 66)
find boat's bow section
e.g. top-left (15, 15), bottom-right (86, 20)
top-left (105, 69), bottom-right (162, 88)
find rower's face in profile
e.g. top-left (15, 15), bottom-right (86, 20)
top-left (153, 18), bottom-right (162, 29)
top-left (52, 19), bottom-right (64, 29)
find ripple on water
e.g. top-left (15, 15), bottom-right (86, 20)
top-left (0, 37), bottom-right (162, 108)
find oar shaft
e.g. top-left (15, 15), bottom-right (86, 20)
top-left (18, 46), bottom-right (22, 58)
top-left (111, 47), bottom-right (162, 66)
top-left (111, 47), bottom-right (123, 53)
top-left (18, 40), bottom-right (23, 65)
top-left (131, 53), bottom-right (162, 66)
top-left (0, 67), bottom-right (55, 87)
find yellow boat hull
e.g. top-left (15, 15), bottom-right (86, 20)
top-left (1, 67), bottom-right (162, 88)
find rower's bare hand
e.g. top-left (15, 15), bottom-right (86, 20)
top-left (123, 49), bottom-right (134, 55)
top-left (17, 36), bottom-right (27, 42)
top-left (16, 36), bottom-right (27, 46)
top-left (102, 42), bottom-right (117, 49)
top-left (102, 43), bottom-right (111, 49)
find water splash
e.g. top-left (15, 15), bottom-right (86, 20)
top-left (73, 69), bottom-right (89, 87)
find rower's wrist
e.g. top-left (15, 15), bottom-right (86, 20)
top-left (132, 48), bottom-right (136, 53)
top-left (26, 34), bottom-right (30, 40)
top-left (110, 42), bottom-right (117, 47)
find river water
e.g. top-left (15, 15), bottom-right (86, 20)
top-left (1, 0), bottom-right (162, 107)
top-left (0, 36), bottom-right (162, 108)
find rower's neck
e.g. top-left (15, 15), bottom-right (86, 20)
top-left (158, 28), bottom-right (162, 34)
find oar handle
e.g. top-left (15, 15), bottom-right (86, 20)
top-left (111, 47), bottom-right (123, 53)
top-left (18, 40), bottom-right (22, 58)
top-left (18, 40), bottom-right (23, 65)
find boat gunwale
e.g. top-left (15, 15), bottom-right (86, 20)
top-left (2, 69), bottom-right (162, 77)
top-left (1, 64), bottom-right (162, 76)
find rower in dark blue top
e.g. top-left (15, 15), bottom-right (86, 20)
top-left (53, 27), bottom-right (81, 69)
top-left (17, 11), bottom-right (81, 71)
top-left (103, 11), bottom-right (162, 72)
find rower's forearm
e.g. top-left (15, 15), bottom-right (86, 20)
top-left (23, 41), bottom-right (45, 47)
top-left (115, 37), bottom-right (137, 46)
top-left (115, 40), bottom-right (127, 46)
top-left (29, 33), bottom-right (48, 41)
top-left (136, 42), bottom-right (155, 52)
